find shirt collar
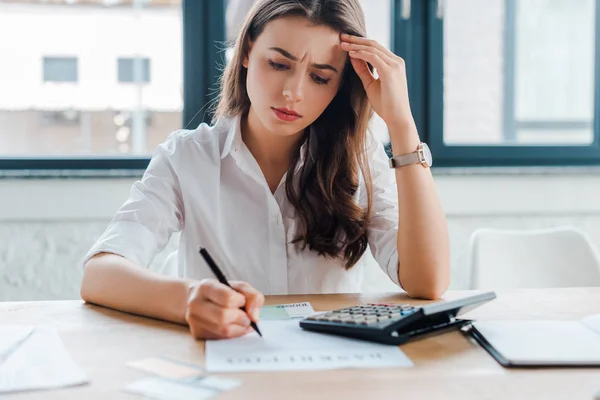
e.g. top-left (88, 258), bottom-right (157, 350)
top-left (220, 114), bottom-right (242, 160)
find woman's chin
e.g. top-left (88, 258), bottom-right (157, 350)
top-left (263, 114), bottom-right (305, 136)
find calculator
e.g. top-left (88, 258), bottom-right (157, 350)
top-left (299, 291), bottom-right (496, 345)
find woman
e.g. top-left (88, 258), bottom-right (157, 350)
top-left (80, 0), bottom-right (450, 340)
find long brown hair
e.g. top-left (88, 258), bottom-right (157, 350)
top-left (214, 0), bottom-right (374, 269)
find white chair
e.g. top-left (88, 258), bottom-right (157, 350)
top-left (468, 227), bottom-right (600, 290)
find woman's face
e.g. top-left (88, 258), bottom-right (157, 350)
top-left (243, 16), bottom-right (348, 137)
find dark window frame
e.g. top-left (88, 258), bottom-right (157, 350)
top-left (503, 0), bottom-right (595, 143)
top-left (400, 0), bottom-right (600, 167)
top-left (5, 0), bottom-right (599, 170)
top-left (0, 1), bottom-right (224, 170)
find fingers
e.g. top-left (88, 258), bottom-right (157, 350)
top-left (186, 299), bottom-right (253, 339)
top-left (341, 42), bottom-right (394, 66)
top-left (346, 46), bottom-right (389, 76)
top-left (341, 33), bottom-right (399, 60)
top-left (199, 299), bottom-right (252, 326)
top-left (198, 279), bottom-right (246, 308)
top-left (348, 57), bottom-right (376, 90)
top-left (231, 281), bottom-right (265, 322)
top-left (185, 279), bottom-right (265, 340)
top-left (188, 316), bottom-right (252, 340)
top-left (348, 49), bottom-right (392, 90)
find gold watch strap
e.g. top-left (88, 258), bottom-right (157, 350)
top-left (388, 151), bottom-right (421, 168)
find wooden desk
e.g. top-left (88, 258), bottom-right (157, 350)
top-left (2, 288), bottom-right (600, 399)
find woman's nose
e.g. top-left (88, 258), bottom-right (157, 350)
top-left (283, 75), bottom-right (305, 102)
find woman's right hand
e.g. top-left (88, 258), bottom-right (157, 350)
top-left (184, 279), bottom-right (265, 340)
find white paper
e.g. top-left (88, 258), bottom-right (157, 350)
top-left (206, 319), bottom-right (413, 372)
top-left (581, 313), bottom-right (600, 335)
top-left (124, 376), bottom-right (241, 400)
top-left (124, 378), bottom-right (216, 400)
top-left (0, 326), bottom-right (88, 393)
top-left (0, 326), bottom-right (34, 361)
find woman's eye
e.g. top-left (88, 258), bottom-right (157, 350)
top-left (311, 75), bottom-right (330, 85)
top-left (268, 60), bottom-right (289, 70)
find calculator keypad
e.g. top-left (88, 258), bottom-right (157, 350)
top-left (306, 303), bottom-right (417, 326)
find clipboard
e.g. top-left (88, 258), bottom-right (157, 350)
top-left (462, 319), bottom-right (600, 368)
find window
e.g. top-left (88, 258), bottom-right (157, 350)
top-left (507, 0), bottom-right (595, 145)
top-left (43, 57), bottom-right (78, 83)
top-left (0, 0), bottom-right (183, 167)
top-left (4, 0), bottom-right (598, 170)
top-left (117, 57), bottom-right (151, 84)
top-left (418, 0), bottom-right (600, 166)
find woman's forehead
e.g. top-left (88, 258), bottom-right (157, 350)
top-left (257, 16), bottom-right (347, 67)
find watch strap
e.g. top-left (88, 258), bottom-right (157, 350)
top-left (388, 151), bottom-right (421, 168)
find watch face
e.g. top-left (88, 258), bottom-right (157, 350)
top-left (422, 143), bottom-right (433, 167)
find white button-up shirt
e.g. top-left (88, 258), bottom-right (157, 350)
top-left (84, 115), bottom-right (400, 295)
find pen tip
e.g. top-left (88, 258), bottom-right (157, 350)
top-left (252, 322), bottom-right (262, 337)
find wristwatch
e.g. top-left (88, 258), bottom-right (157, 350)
top-left (388, 142), bottom-right (433, 168)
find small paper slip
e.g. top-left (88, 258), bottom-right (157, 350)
top-left (0, 326), bottom-right (34, 361)
top-left (206, 319), bottom-right (413, 373)
top-left (0, 326), bottom-right (88, 393)
top-left (124, 376), bottom-right (241, 400)
top-left (127, 357), bottom-right (203, 380)
top-left (260, 302), bottom-right (315, 320)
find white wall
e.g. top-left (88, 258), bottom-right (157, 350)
top-left (3, 171), bottom-right (600, 301)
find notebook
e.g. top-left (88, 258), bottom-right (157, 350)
top-left (464, 314), bottom-right (600, 367)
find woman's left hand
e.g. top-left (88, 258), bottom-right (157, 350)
top-left (340, 33), bottom-right (414, 130)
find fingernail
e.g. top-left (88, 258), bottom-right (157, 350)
top-left (252, 308), bottom-right (260, 321)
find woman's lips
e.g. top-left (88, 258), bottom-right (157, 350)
top-left (272, 107), bottom-right (301, 122)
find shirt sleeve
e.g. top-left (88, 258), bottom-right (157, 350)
top-left (360, 135), bottom-right (402, 287)
top-left (82, 131), bottom-right (185, 268)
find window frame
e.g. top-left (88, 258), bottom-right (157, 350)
top-left (0, 1), bottom-right (224, 171)
top-left (4, 0), bottom-right (599, 170)
top-left (414, 0), bottom-right (600, 167)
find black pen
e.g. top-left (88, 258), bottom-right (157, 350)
top-left (199, 247), bottom-right (262, 337)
